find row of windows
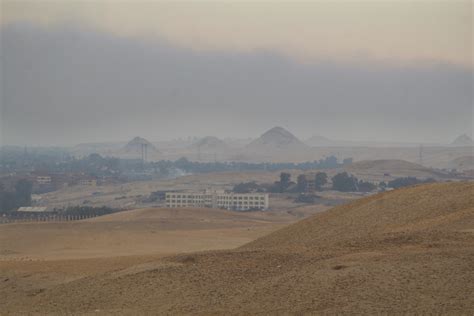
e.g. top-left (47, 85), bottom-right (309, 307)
top-left (166, 195), bottom-right (265, 200)
top-left (166, 199), bottom-right (210, 202)
top-left (167, 203), bottom-right (266, 210)
top-left (167, 194), bottom-right (213, 199)
top-left (167, 201), bottom-right (265, 205)
top-left (166, 200), bottom-right (265, 205)
top-left (220, 202), bottom-right (264, 205)
top-left (217, 196), bottom-right (265, 201)
top-left (166, 194), bottom-right (265, 200)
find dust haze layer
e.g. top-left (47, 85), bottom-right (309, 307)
top-left (1, 23), bottom-right (473, 146)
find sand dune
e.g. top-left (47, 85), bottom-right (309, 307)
top-left (245, 181), bottom-right (474, 250)
top-left (1, 182), bottom-right (473, 314)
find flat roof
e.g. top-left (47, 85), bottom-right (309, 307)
top-left (17, 207), bottom-right (48, 212)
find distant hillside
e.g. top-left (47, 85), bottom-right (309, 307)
top-left (344, 159), bottom-right (446, 179)
top-left (223, 137), bottom-right (253, 148)
top-left (71, 142), bottom-right (126, 156)
top-left (85, 207), bottom-right (260, 223)
top-left (347, 159), bottom-right (424, 170)
top-left (245, 182), bottom-right (474, 251)
top-left (451, 134), bottom-right (473, 146)
top-left (447, 156), bottom-right (474, 171)
top-left (305, 135), bottom-right (335, 147)
top-left (190, 136), bottom-right (228, 151)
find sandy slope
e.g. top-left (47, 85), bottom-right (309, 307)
top-left (245, 181), bottom-right (474, 250)
top-left (345, 159), bottom-right (448, 180)
top-left (447, 155), bottom-right (474, 171)
top-left (0, 207), bottom-right (290, 260)
top-left (1, 182), bottom-right (474, 314)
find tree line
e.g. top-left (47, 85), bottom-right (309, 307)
top-left (156, 156), bottom-right (349, 174)
top-left (233, 172), bottom-right (436, 194)
top-left (2, 150), bottom-right (352, 178)
top-left (0, 179), bottom-right (33, 213)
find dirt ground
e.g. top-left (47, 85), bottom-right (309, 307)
top-left (1, 182), bottom-right (473, 314)
top-left (0, 206), bottom-right (298, 314)
top-left (0, 207), bottom-right (299, 261)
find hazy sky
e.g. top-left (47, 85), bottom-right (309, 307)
top-left (1, 0), bottom-right (472, 146)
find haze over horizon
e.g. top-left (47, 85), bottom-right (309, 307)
top-left (1, 1), bottom-right (472, 146)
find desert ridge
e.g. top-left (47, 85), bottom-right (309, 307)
top-left (1, 182), bottom-right (473, 314)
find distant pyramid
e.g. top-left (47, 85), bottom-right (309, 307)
top-left (451, 134), bottom-right (473, 146)
top-left (123, 137), bottom-right (159, 155)
top-left (246, 126), bottom-right (309, 150)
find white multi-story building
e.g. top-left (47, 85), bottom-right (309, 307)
top-left (36, 176), bottom-right (52, 185)
top-left (165, 190), bottom-right (269, 211)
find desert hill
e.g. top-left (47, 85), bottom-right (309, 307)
top-left (176, 136), bottom-right (233, 161)
top-left (305, 134), bottom-right (334, 147)
top-left (446, 156), bottom-right (474, 171)
top-left (348, 159), bottom-right (425, 170)
top-left (345, 159), bottom-right (447, 180)
top-left (188, 136), bottom-right (230, 160)
top-left (451, 134), bottom-right (474, 146)
top-left (0, 207), bottom-right (288, 260)
top-left (190, 136), bottom-right (228, 150)
top-left (245, 181), bottom-right (474, 251)
top-left (84, 206), bottom-right (281, 224)
top-left (5, 182), bottom-right (473, 314)
top-left (70, 141), bottom-right (126, 156)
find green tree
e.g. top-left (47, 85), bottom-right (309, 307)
top-left (314, 172), bottom-right (328, 191)
top-left (270, 172), bottom-right (293, 193)
top-left (280, 172), bottom-right (291, 190)
top-left (233, 182), bottom-right (260, 193)
top-left (296, 174), bottom-right (307, 192)
top-left (14, 179), bottom-right (33, 207)
top-left (332, 172), bottom-right (358, 192)
top-left (343, 158), bottom-right (353, 165)
top-left (357, 180), bottom-right (376, 192)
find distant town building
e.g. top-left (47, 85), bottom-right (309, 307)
top-left (36, 176), bottom-right (52, 185)
top-left (31, 194), bottom-right (43, 203)
top-left (165, 190), bottom-right (269, 211)
top-left (78, 178), bottom-right (97, 186)
top-left (17, 207), bottom-right (48, 212)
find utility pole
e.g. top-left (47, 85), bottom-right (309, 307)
top-left (23, 146), bottom-right (28, 167)
top-left (419, 144), bottom-right (423, 166)
top-left (140, 143), bottom-right (147, 164)
top-left (144, 143), bottom-right (148, 163)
